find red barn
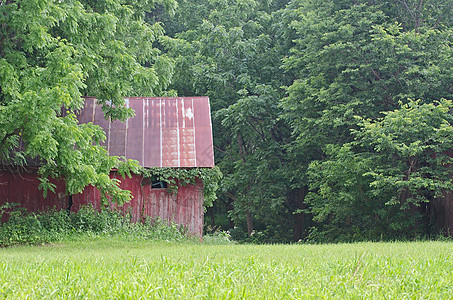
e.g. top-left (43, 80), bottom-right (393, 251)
top-left (0, 97), bottom-right (214, 236)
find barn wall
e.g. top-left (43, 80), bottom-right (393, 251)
top-left (0, 168), bottom-right (68, 222)
top-left (0, 169), bottom-right (204, 236)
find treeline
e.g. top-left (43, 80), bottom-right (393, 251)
top-left (156, 0), bottom-right (453, 242)
top-left (1, 0), bottom-right (451, 243)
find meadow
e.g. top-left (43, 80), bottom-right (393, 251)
top-left (1, 238), bottom-right (452, 299)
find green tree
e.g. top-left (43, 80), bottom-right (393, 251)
top-left (282, 0), bottom-right (452, 148)
top-left (307, 100), bottom-right (453, 241)
top-left (150, 0), bottom-right (453, 241)
top-left (0, 0), bottom-right (176, 203)
top-left (161, 0), bottom-right (303, 241)
top-left (282, 0), bottom-right (453, 240)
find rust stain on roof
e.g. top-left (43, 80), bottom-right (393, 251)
top-left (79, 97), bottom-right (214, 168)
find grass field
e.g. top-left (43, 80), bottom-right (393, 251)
top-left (1, 237), bottom-right (452, 299)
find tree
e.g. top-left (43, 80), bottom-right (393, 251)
top-left (307, 100), bottom-right (453, 241)
top-left (356, 100), bottom-right (453, 208)
top-left (282, 0), bottom-right (453, 240)
top-left (282, 0), bottom-right (452, 149)
top-left (160, 0), bottom-right (303, 241)
top-left (0, 0), bottom-right (176, 203)
top-left (148, 0), bottom-right (453, 241)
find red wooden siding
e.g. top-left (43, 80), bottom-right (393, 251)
top-left (0, 169), bottom-right (68, 219)
top-left (0, 169), bottom-right (204, 236)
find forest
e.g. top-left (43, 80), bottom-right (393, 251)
top-left (1, 0), bottom-right (452, 243)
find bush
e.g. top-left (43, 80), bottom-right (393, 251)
top-left (203, 230), bottom-right (233, 245)
top-left (0, 203), bottom-right (196, 246)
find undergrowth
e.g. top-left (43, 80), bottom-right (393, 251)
top-left (0, 203), bottom-right (201, 246)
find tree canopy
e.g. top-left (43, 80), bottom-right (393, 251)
top-left (0, 0), bottom-right (176, 203)
top-left (160, 0), bottom-right (452, 242)
top-left (1, 0), bottom-right (452, 242)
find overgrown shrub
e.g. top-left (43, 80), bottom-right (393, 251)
top-left (202, 228), bottom-right (233, 245)
top-left (0, 203), bottom-right (196, 246)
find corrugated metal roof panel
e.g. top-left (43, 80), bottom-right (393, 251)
top-left (79, 97), bottom-right (214, 168)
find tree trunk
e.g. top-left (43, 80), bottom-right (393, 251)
top-left (293, 187), bottom-right (307, 241)
top-left (237, 133), bottom-right (254, 237)
top-left (246, 210), bottom-right (254, 237)
top-left (207, 206), bottom-right (215, 228)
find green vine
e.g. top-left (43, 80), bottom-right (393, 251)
top-left (139, 166), bottom-right (222, 208)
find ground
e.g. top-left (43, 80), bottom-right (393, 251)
top-left (1, 238), bottom-right (452, 298)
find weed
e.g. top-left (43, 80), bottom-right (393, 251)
top-left (0, 204), bottom-right (195, 246)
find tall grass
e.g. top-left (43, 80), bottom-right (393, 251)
top-left (1, 205), bottom-right (452, 298)
top-left (0, 239), bottom-right (452, 298)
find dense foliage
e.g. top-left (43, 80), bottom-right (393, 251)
top-left (1, 0), bottom-right (452, 242)
top-left (0, 203), bottom-right (195, 246)
top-left (159, 0), bottom-right (452, 242)
top-left (0, 0), bottom-right (176, 204)
top-left (281, 0), bottom-right (453, 241)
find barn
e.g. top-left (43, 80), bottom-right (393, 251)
top-left (0, 97), bottom-right (214, 236)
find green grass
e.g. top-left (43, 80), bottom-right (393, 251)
top-left (1, 238), bottom-right (452, 299)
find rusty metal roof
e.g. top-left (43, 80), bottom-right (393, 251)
top-left (79, 97), bottom-right (214, 168)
